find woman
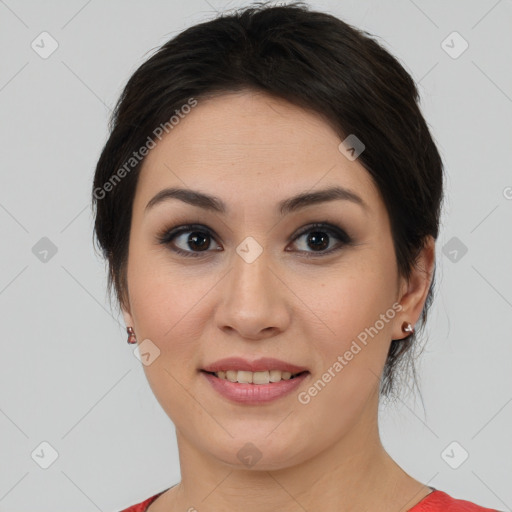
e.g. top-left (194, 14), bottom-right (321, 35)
top-left (92, 2), bottom-right (498, 511)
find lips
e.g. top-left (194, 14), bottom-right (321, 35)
top-left (201, 356), bottom-right (309, 374)
top-left (201, 368), bottom-right (309, 403)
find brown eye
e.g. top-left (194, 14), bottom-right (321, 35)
top-left (157, 221), bottom-right (351, 259)
top-left (182, 231), bottom-right (211, 251)
top-left (288, 222), bottom-right (352, 257)
top-left (156, 224), bottom-right (221, 258)
top-left (304, 231), bottom-right (330, 251)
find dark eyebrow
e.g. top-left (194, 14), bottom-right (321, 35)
top-left (145, 187), bottom-right (225, 214)
top-left (144, 185), bottom-right (368, 215)
top-left (278, 186), bottom-right (367, 215)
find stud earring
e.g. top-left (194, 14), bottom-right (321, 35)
top-left (127, 326), bottom-right (137, 344)
top-left (401, 321), bottom-right (414, 336)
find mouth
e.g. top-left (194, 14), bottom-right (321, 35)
top-left (200, 368), bottom-right (310, 404)
top-left (200, 369), bottom-right (309, 384)
top-left (199, 357), bottom-right (310, 403)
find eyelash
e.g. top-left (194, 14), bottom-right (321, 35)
top-left (155, 222), bottom-right (353, 259)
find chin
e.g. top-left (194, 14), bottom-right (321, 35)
top-left (202, 429), bottom-right (314, 471)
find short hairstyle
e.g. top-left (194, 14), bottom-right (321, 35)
top-left (92, 1), bottom-right (444, 397)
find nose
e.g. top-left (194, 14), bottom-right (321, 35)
top-left (214, 246), bottom-right (291, 341)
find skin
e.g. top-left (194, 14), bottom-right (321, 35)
top-left (121, 90), bottom-right (436, 512)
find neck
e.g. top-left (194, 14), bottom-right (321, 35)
top-left (155, 394), bottom-right (429, 512)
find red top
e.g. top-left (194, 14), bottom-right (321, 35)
top-left (119, 487), bottom-right (168, 512)
top-left (119, 489), bottom-right (499, 512)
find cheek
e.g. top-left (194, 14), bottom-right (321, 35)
top-left (126, 248), bottom-right (212, 420)
top-left (317, 253), bottom-right (396, 323)
top-left (126, 244), bottom-right (209, 350)
top-left (297, 273), bottom-right (396, 429)
top-left (305, 251), bottom-right (398, 371)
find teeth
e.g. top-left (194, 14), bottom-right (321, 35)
top-left (214, 369), bottom-right (296, 384)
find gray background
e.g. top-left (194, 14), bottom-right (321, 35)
top-left (0, 0), bottom-right (511, 510)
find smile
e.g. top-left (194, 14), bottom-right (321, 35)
top-left (200, 370), bottom-right (310, 404)
top-left (207, 369), bottom-right (306, 384)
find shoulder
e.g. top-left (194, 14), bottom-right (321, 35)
top-left (411, 490), bottom-right (500, 511)
top-left (119, 490), bottom-right (165, 512)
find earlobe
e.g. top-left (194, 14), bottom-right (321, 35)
top-left (121, 303), bottom-right (134, 329)
top-left (121, 305), bottom-right (137, 344)
top-left (394, 236), bottom-right (436, 340)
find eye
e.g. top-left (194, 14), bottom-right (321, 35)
top-left (156, 224), bottom-right (221, 258)
top-left (287, 222), bottom-right (352, 258)
top-left (156, 222), bottom-right (352, 258)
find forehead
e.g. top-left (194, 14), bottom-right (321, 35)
top-left (135, 91), bottom-right (380, 213)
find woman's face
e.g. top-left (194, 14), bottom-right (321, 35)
top-left (122, 91), bottom-right (428, 469)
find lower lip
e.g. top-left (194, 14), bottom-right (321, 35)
top-left (201, 371), bottom-right (309, 404)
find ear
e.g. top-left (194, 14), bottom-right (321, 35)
top-left (115, 269), bottom-right (134, 328)
top-left (393, 236), bottom-right (436, 340)
top-left (120, 297), bottom-right (134, 329)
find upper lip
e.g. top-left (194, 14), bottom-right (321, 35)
top-left (201, 357), bottom-right (309, 374)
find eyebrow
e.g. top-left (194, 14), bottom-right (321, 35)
top-left (144, 185), bottom-right (368, 216)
